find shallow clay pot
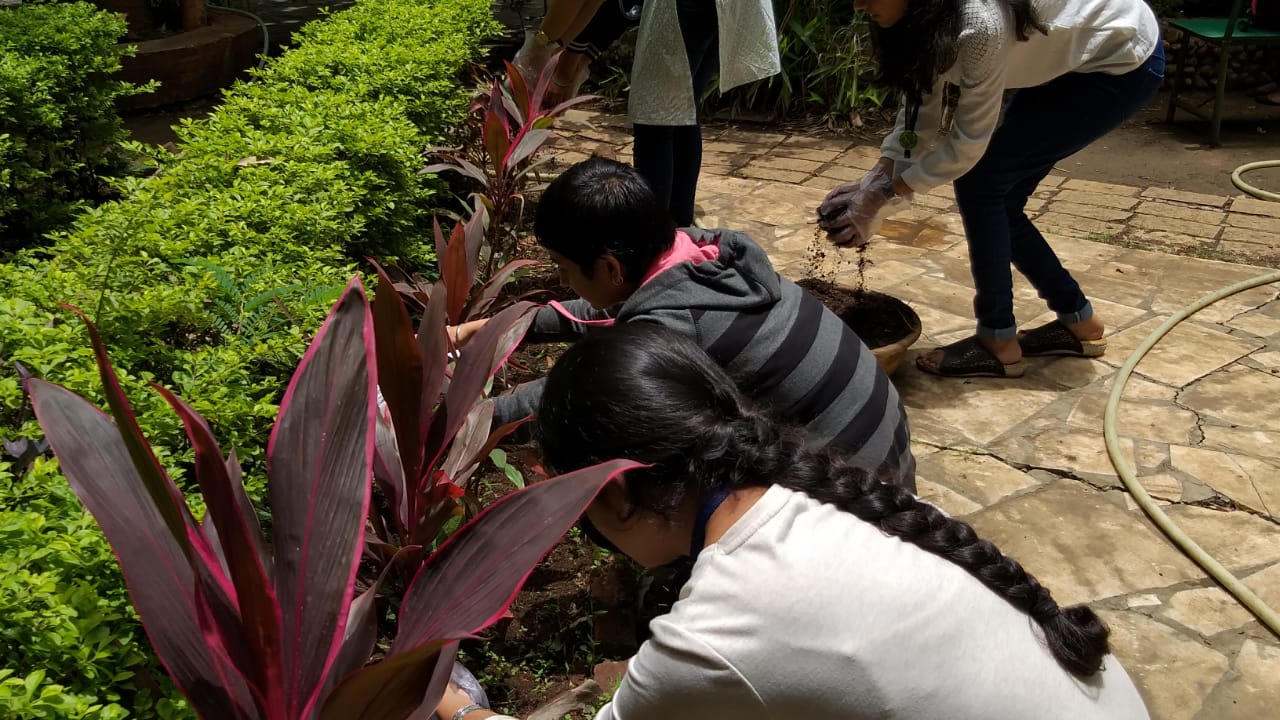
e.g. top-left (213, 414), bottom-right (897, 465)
top-left (796, 279), bottom-right (923, 375)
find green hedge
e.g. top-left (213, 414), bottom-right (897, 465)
top-left (0, 0), bottom-right (500, 717)
top-left (0, 1), bottom-right (141, 249)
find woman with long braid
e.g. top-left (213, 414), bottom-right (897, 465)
top-left (435, 322), bottom-right (1149, 720)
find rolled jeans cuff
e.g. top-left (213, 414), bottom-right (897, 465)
top-left (976, 323), bottom-right (1018, 342)
top-left (1056, 300), bottom-right (1094, 327)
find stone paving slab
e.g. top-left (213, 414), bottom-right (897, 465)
top-left (553, 109), bottom-right (1280, 719)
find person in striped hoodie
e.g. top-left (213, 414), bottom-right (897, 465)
top-left (454, 156), bottom-right (915, 491)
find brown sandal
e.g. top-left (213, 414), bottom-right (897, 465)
top-left (916, 336), bottom-right (1026, 378)
top-left (1017, 321), bottom-right (1106, 358)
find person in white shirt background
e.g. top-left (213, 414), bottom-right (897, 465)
top-left (435, 322), bottom-right (1151, 720)
top-left (626, 0), bottom-right (780, 227)
top-left (514, 1), bottom-right (781, 227)
top-left (817, 0), bottom-right (1164, 379)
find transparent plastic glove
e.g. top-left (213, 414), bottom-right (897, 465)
top-left (817, 167), bottom-right (911, 248)
top-left (450, 662), bottom-right (489, 709)
top-left (513, 29), bottom-right (556, 81)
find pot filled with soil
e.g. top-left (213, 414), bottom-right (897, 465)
top-left (799, 240), bottom-right (921, 375)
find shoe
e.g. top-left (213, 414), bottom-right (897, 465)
top-left (1017, 320), bottom-right (1106, 358)
top-left (915, 336), bottom-right (1026, 378)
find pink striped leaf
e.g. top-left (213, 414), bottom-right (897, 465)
top-left (321, 459), bottom-right (638, 719)
top-left (156, 386), bottom-right (284, 709)
top-left (27, 378), bottom-right (260, 718)
top-left (422, 301), bottom-right (535, 477)
top-left (265, 278), bottom-right (377, 718)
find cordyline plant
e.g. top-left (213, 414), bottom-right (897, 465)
top-left (424, 54), bottom-right (595, 279)
top-left (25, 278), bottom-right (636, 719)
top-left (377, 199), bottom-right (541, 325)
top-left (366, 259), bottom-right (539, 570)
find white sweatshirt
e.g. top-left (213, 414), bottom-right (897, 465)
top-left (881, 0), bottom-right (1161, 193)
top-left (594, 485), bottom-right (1150, 720)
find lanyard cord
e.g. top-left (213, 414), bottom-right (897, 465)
top-left (901, 100), bottom-right (921, 159)
top-left (688, 487), bottom-right (733, 558)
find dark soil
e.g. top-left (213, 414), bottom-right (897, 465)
top-left (796, 277), bottom-right (921, 350)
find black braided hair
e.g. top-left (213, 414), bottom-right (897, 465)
top-left (872, 0), bottom-right (1046, 104)
top-left (537, 322), bottom-right (1110, 677)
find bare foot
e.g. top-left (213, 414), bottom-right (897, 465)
top-left (1065, 316), bottom-right (1105, 342)
top-left (546, 52), bottom-right (591, 106)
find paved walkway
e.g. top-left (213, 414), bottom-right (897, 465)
top-left (554, 109), bottom-right (1280, 719)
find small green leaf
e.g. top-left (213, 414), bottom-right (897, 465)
top-left (503, 463), bottom-right (524, 490)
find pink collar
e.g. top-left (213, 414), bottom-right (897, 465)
top-left (548, 231), bottom-right (721, 326)
top-left (640, 230), bottom-right (721, 286)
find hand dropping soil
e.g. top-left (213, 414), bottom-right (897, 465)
top-left (802, 226), bottom-right (918, 350)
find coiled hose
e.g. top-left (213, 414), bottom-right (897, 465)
top-left (1105, 162), bottom-right (1280, 638)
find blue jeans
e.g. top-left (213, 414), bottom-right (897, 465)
top-left (953, 45), bottom-right (1165, 341)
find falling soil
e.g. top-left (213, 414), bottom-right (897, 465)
top-left (796, 278), bottom-right (919, 349)
top-left (800, 227), bottom-right (917, 349)
top-left (806, 223), bottom-right (872, 296)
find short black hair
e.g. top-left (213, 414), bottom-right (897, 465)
top-left (534, 156), bottom-right (677, 283)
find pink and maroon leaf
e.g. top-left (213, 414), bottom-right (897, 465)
top-left (315, 640), bottom-right (453, 720)
top-left (461, 197), bottom-right (487, 285)
top-left (470, 259), bottom-right (539, 321)
top-left (442, 221), bottom-right (471, 325)
top-left (265, 278), bottom-right (377, 717)
top-left (421, 159), bottom-right (489, 187)
top-left (28, 379), bottom-right (259, 718)
top-left (506, 60), bottom-right (532, 120)
top-left (370, 263), bottom-right (425, 500)
top-left (482, 81), bottom-right (512, 183)
top-left (395, 459), bottom-right (641, 649)
top-left (542, 94), bottom-right (600, 119)
top-left (414, 280), bottom-right (450, 479)
top-left (439, 401), bottom-right (494, 489)
top-left (157, 386), bottom-right (285, 707)
top-left (505, 129), bottom-right (552, 176)
top-left (62, 305), bottom-right (195, 553)
top-left (423, 302), bottom-right (535, 471)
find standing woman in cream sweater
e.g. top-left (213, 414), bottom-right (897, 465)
top-left (818, 0), bottom-right (1163, 378)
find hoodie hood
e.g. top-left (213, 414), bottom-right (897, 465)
top-left (618, 227), bottom-right (782, 319)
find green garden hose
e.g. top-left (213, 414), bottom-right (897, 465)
top-left (1105, 267), bottom-right (1280, 638)
top-left (1231, 160), bottom-right (1280, 202)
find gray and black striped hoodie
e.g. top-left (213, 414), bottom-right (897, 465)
top-left (494, 228), bottom-right (916, 491)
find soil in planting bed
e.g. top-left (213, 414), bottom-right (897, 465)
top-left (796, 277), bottom-right (920, 350)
